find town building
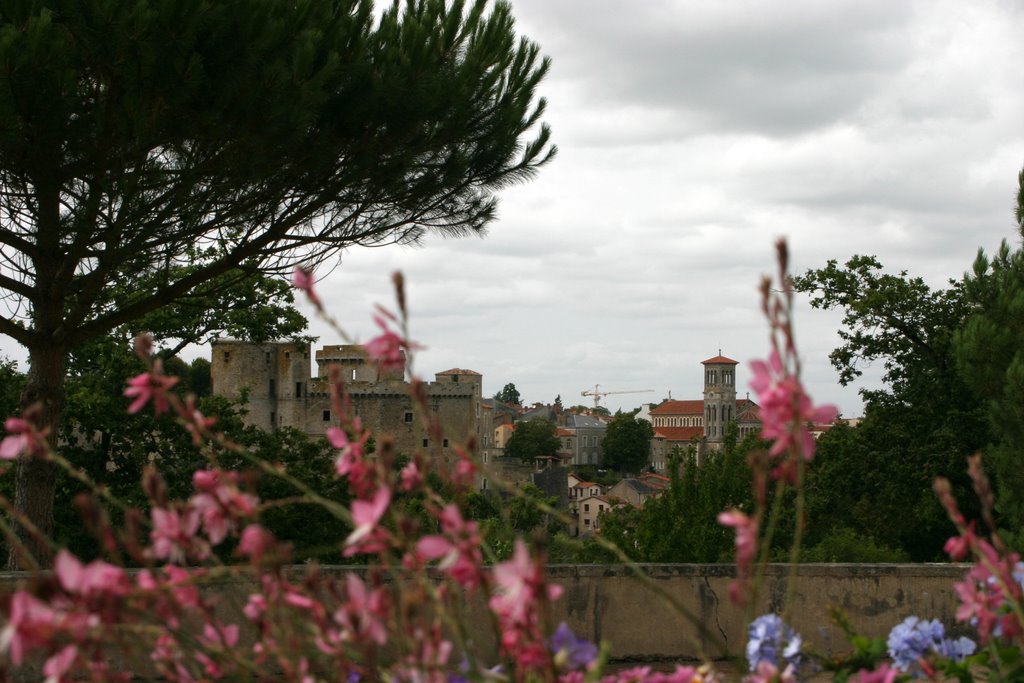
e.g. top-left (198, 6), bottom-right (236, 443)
top-left (210, 340), bottom-right (482, 468)
top-left (642, 354), bottom-right (763, 465)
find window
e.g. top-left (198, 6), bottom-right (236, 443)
top-left (264, 352), bottom-right (270, 365)
top-left (483, 454), bottom-right (488, 464)
top-left (584, 503), bottom-right (590, 512)
top-left (482, 478), bottom-right (488, 490)
top-left (322, 410), bottom-right (330, 421)
top-left (404, 412), bottom-right (414, 423)
top-left (270, 411), bottom-right (276, 425)
top-left (269, 379), bottom-right (276, 397)
top-left (351, 369), bottom-right (356, 381)
top-left (584, 519), bottom-right (590, 527)
top-left (295, 382), bottom-right (303, 398)
top-left (443, 439), bottom-right (449, 448)
top-left (223, 351), bottom-right (231, 362)
top-left (285, 351), bottom-right (290, 359)
top-left (422, 439), bottom-right (429, 448)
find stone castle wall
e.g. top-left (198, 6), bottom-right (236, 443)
top-left (210, 340), bottom-right (481, 460)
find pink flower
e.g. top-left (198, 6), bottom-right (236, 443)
top-left (327, 422), bottom-right (370, 478)
top-left (43, 644), bottom-right (78, 682)
top-left (150, 507), bottom-right (205, 563)
top-left (400, 459), bottom-right (423, 491)
top-left (363, 309), bottom-right (418, 372)
top-left (743, 661), bottom-right (797, 683)
top-left (489, 540), bottom-right (563, 669)
top-left (293, 266), bottom-right (322, 308)
top-left (854, 663), bottom-right (898, 683)
top-left (124, 370), bottom-right (179, 415)
top-left (0, 591), bottom-right (59, 665)
top-left (238, 524), bottom-right (276, 563)
top-left (54, 549), bottom-right (129, 597)
top-left (344, 486), bottom-right (391, 555)
top-left (416, 504), bottom-right (484, 589)
top-left (0, 417), bottom-right (47, 460)
top-left (333, 573), bottom-right (388, 646)
top-left (182, 397), bottom-right (217, 446)
top-left (718, 509), bottom-right (759, 606)
top-left (749, 351), bottom-right (837, 469)
top-left (189, 470), bottom-right (258, 545)
top-left (243, 594), bottom-right (267, 621)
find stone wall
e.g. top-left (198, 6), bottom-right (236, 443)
top-left (0, 563), bottom-right (966, 676)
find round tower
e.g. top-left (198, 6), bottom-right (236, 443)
top-left (701, 352), bottom-right (739, 445)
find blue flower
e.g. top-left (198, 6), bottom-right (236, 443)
top-left (936, 636), bottom-right (976, 662)
top-left (745, 614), bottom-right (802, 672)
top-left (887, 616), bottom-right (975, 673)
top-left (887, 616), bottom-right (944, 670)
top-left (549, 622), bottom-right (599, 670)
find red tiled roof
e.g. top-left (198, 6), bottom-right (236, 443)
top-left (556, 428), bottom-right (574, 437)
top-left (653, 426), bottom-right (704, 441)
top-left (574, 482), bottom-right (598, 489)
top-left (436, 368), bottom-right (482, 376)
top-left (737, 398), bottom-right (758, 408)
top-left (649, 400), bottom-right (704, 416)
top-left (701, 355), bottom-right (739, 365)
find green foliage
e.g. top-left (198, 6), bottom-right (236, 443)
top-left (0, 0), bottom-right (555, 545)
top-left (599, 434), bottom-right (754, 563)
top-left (494, 383), bottom-right (522, 406)
top-left (505, 418), bottom-right (559, 462)
top-left (955, 235), bottom-right (1024, 548)
top-left (795, 256), bottom-right (989, 560)
top-left (801, 527), bottom-right (910, 563)
top-left (601, 413), bottom-right (653, 474)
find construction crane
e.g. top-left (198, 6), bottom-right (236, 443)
top-left (581, 384), bottom-right (654, 408)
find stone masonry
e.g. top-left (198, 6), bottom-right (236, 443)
top-left (210, 340), bottom-right (482, 462)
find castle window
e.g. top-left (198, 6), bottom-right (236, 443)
top-left (264, 352), bottom-right (270, 365)
top-left (443, 439), bottom-right (449, 448)
top-left (451, 374), bottom-right (459, 382)
top-left (482, 478), bottom-right (488, 490)
top-left (269, 379), bottom-right (276, 397)
top-left (223, 351), bottom-right (231, 362)
top-left (295, 382), bottom-right (303, 398)
top-left (404, 412), bottom-right (413, 423)
top-left (285, 351), bottom-right (290, 359)
top-left (422, 439), bottom-right (429, 448)
top-left (322, 410), bottom-right (330, 421)
top-left (270, 411), bottom-right (275, 425)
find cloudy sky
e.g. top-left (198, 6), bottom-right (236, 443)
top-left (292, 0), bottom-right (1024, 417)
top-left (4, 1), bottom-right (1017, 418)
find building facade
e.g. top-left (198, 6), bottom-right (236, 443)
top-left (210, 340), bottom-right (482, 464)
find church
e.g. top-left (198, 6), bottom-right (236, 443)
top-left (644, 354), bottom-right (762, 471)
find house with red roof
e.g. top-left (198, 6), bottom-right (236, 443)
top-left (641, 353), bottom-right (765, 469)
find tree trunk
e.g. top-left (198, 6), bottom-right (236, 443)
top-left (6, 344), bottom-right (66, 569)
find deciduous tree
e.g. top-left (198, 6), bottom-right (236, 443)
top-left (0, 0), bottom-right (554, 563)
top-left (505, 418), bottom-right (559, 463)
top-left (601, 413), bottom-right (653, 474)
top-left (494, 383), bottom-right (522, 406)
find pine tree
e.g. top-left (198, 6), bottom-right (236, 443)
top-left (0, 0), bottom-right (554, 565)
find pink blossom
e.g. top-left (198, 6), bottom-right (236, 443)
top-left (243, 593), bottom-right (267, 620)
top-left (150, 507), bottom-right (205, 563)
top-left (743, 661), bottom-right (797, 683)
top-left (363, 310), bottom-right (417, 372)
top-left (54, 549), bottom-right (129, 597)
top-left (43, 644), bottom-right (78, 682)
top-left (293, 266), bottom-right (322, 308)
top-left (344, 486), bottom-right (392, 556)
top-left (416, 504), bottom-right (484, 590)
top-left (749, 351), bottom-right (837, 469)
top-left (189, 470), bottom-right (258, 545)
top-left (489, 540), bottom-right (563, 669)
top-left (124, 370), bottom-right (179, 415)
top-left (0, 590), bottom-right (59, 665)
top-left (718, 510), bottom-right (758, 572)
top-left (853, 662), bottom-right (898, 683)
top-left (400, 459), bottom-right (423, 491)
top-left (327, 422), bottom-right (370, 478)
top-left (182, 397), bottom-right (218, 445)
top-left (0, 416), bottom-right (48, 460)
top-left (238, 524), bottom-right (276, 563)
top-left (333, 573), bottom-right (388, 646)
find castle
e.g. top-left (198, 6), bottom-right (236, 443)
top-left (209, 340), bottom-right (483, 461)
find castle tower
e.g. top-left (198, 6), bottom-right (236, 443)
top-left (702, 352), bottom-right (738, 446)
top-left (210, 340), bottom-right (311, 431)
